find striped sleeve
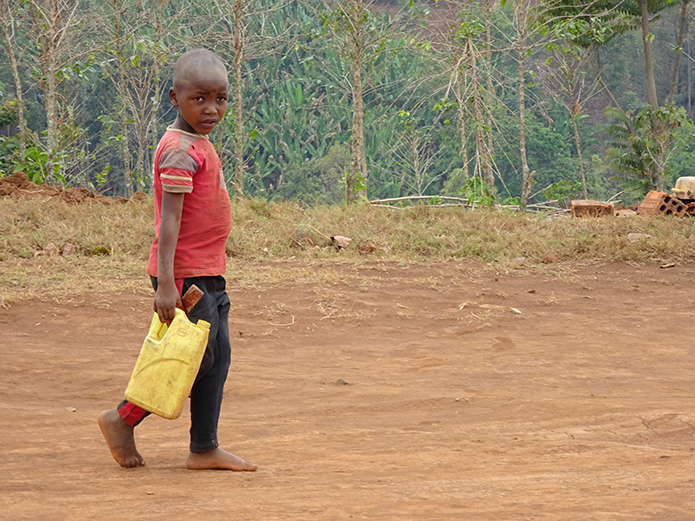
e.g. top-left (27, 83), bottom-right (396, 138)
top-left (158, 148), bottom-right (199, 193)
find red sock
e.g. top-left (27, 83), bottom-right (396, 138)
top-left (118, 401), bottom-right (149, 427)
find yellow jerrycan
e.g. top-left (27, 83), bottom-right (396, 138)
top-left (124, 308), bottom-right (210, 419)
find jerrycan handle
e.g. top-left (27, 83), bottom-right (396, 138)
top-left (148, 309), bottom-right (184, 341)
top-left (150, 285), bottom-right (205, 341)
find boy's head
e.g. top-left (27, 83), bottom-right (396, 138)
top-left (169, 48), bottom-right (229, 136)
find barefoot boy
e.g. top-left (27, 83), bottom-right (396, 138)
top-left (99, 48), bottom-right (256, 472)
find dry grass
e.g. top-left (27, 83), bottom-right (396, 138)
top-left (0, 197), bottom-right (153, 261)
top-left (229, 198), bottom-right (695, 264)
top-left (2, 195), bottom-right (695, 304)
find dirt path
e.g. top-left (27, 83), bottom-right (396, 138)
top-left (3, 261), bottom-right (695, 520)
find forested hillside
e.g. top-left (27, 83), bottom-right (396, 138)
top-left (0, 0), bottom-right (694, 207)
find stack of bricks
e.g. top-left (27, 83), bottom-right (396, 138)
top-left (571, 200), bottom-right (614, 218)
top-left (637, 191), bottom-right (687, 217)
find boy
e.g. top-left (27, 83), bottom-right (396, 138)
top-left (98, 48), bottom-right (256, 472)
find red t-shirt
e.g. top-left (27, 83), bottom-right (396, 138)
top-left (146, 129), bottom-right (232, 279)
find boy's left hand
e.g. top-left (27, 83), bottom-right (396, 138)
top-left (154, 281), bottom-right (182, 323)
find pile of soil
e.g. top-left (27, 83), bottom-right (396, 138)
top-left (0, 172), bottom-right (148, 205)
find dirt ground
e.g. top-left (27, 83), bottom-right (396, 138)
top-left (3, 260), bottom-right (695, 520)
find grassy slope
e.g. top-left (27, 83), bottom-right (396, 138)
top-left (1, 196), bottom-right (694, 304)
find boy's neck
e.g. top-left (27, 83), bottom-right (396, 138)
top-left (170, 113), bottom-right (210, 138)
top-left (167, 126), bottom-right (209, 139)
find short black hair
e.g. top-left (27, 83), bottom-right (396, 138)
top-left (172, 48), bottom-right (227, 89)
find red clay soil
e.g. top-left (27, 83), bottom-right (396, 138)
top-left (0, 172), bottom-right (146, 204)
top-left (2, 261), bottom-right (695, 520)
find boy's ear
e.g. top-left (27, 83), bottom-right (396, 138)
top-left (169, 87), bottom-right (179, 107)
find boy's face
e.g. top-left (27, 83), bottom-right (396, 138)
top-left (169, 71), bottom-right (229, 135)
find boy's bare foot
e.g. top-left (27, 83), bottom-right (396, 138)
top-left (186, 448), bottom-right (257, 471)
top-left (98, 409), bottom-right (146, 468)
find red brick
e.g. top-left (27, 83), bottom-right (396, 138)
top-left (637, 191), bottom-right (686, 217)
top-left (571, 200), bottom-right (614, 218)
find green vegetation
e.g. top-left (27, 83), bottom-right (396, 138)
top-left (0, 0), bottom-right (694, 207)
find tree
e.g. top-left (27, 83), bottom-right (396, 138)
top-left (315, 0), bottom-right (417, 202)
top-left (100, 0), bottom-right (136, 195)
top-left (539, 18), bottom-right (603, 199)
top-left (230, 0), bottom-right (246, 197)
top-left (210, 0), bottom-right (293, 198)
top-left (437, 2), bottom-right (496, 189)
top-left (317, 0), bottom-right (372, 203)
top-left (0, 0), bottom-right (28, 155)
top-left (27, 0), bottom-right (85, 182)
top-left (666, 0), bottom-right (690, 104)
top-left (512, 0), bottom-right (535, 207)
top-left (97, 0), bottom-right (201, 195)
top-left (601, 0), bottom-right (689, 186)
top-left (537, 0), bottom-right (690, 193)
top-left (606, 103), bottom-right (688, 194)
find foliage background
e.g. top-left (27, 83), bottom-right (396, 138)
top-left (0, 0), bottom-right (694, 207)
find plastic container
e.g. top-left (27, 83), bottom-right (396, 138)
top-left (672, 177), bottom-right (695, 199)
top-left (124, 308), bottom-right (210, 419)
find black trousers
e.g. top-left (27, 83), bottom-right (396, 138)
top-left (119, 275), bottom-right (231, 453)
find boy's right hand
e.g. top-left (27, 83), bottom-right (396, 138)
top-left (154, 280), bottom-right (182, 323)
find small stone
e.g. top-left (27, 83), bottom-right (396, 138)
top-left (44, 242), bottom-right (60, 256)
top-left (330, 235), bottom-right (352, 249)
top-left (62, 243), bottom-right (77, 257)
top-left (335, 379), bottom-right (350, 386)
top-left (65, 407), bottom-right (77, 413)
top-left (359, 243), bottom-right (377, 254)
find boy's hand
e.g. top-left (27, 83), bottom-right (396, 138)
top-left (154, 280), bottom-right (182, 323)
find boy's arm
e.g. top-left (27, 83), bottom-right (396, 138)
top-left (154, 190), bottom-right (185, 323)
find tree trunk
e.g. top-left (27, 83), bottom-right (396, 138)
top-left (562, 48), bottom-right (588, 199)
top-left (516, 1), bottom-right (533, 209)
top-left (667, 0), bottom-right (689, 104)
top-left (571, 110), bottom-right (588, 198)
top-left (455, 73), bottom-right (469, 180)
top-left (483, 0), bottom-right (495, 187)
top-left (655, 125), bottom-right (667, 191)
top-left (135, 124), bottom-right (147, 192)
top-left (447, 2), bottom-right (469, 182)
top-left (350, 58), bottom-right (366, 201)
top-left (232, 0), bottom-right (245, 197)
top-left (467, 39), bottom-right (491, 187)
top-left (689, 21), bottom-right (692, 116)
top-left (120, 101), bottom-right (133, 197)
top-left (42, 0), bottom-right (61, 182)
top-left (348, 0), bottom-right (367, 202)
top-left (639, 0), bottom-right (659, 107)
top-left (145, 0), bottom-right (167, 191)
top-left (0, 0), bottom-right (28, 155)
top-left (111, 0), bottom-right (133, 196)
